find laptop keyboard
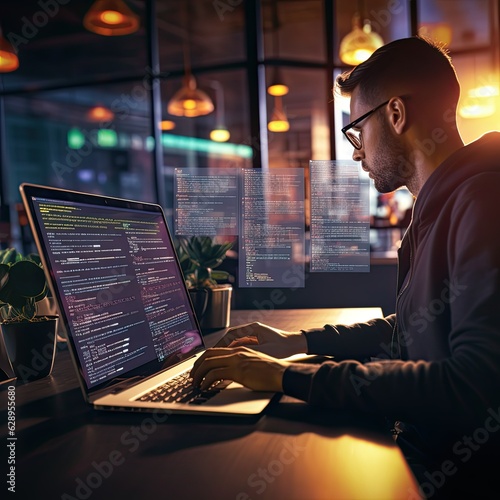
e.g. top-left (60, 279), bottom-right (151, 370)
top-left (136, 371), bottom-right (232, 405)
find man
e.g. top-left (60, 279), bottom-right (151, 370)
top-left (191, 37), bottom-right (500, 498)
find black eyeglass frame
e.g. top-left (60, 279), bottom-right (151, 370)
top-left (341, 99), bottom-right (390, 150)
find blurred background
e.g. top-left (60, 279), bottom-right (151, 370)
top-left (1, 0), bottom-right (498, 314)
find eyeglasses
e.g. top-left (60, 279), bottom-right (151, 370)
top-left (341, 100), bottom-right (390, 150)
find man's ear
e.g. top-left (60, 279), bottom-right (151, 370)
top-left (387, 96), bottom-right (406, 135)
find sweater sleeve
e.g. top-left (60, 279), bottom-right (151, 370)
top-left (303, 315), bottom-right (396, 360)
top-left (284, 174), bottom-right (500, 433)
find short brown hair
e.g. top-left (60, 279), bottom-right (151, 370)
top-left (336, 36), bottom-right (460, 108)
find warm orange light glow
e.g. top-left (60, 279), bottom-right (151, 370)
top-left (183, 99), bottom-right (197, 110)
top-left (468, 85), bottom-right (499, 98)
top-left (167, 75), bottom-right (214, 118)
top-left (339, 16), bottom-right (384, 66)
top-left (84, 0), bottom-right (139, 36)
top-left (459, 98), bottom-right (496, 119)
top-left (160, 120), bottom-right (176, 131)
top-left (418, 23), bottom-right (452, 46)
top-left (0, 50), bottom-right (19, 73)
top-left (268, 119), bottom-right (290, 132)
top-left (0, 34), bottom-right (19, 73)
top-left (210, 128), bottom-right (230, 142)
top-left (319, 436), bottom-right (424, 499)
top-left (268, 96), bottom-right (290, 132)
top-left (100, 10), bottom-right (125, 25)
top-left (459, 84), bottom-right (498, 119)
top-left (87, 105), bottom-right (115, 122)
top-left (268, 83), bottom-right (289, 97)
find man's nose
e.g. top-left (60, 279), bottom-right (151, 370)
top-left (352, 148), bottom-right (364, 162)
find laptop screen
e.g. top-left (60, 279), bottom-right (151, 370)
top-left (22, 185), bottom-right (205, 391)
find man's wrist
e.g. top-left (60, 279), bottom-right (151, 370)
top-left (287, 331), bottom-right (308, 355)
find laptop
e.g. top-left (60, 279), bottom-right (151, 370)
top-left (20, 183), bottom-right (276, 416)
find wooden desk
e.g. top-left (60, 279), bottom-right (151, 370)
top-left (229, 307), bottom-right (384, 332)
top-left (0, 308), bottom-right (422, 500)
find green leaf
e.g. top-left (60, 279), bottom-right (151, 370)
top-left (0, 248), bottom-right (23, 265)
top-left (0, 263), bottom-right (9, 290)
top-left (26, 253), bottom-right (42, 266)
top-left (211, 270), bottom-right (230, 281)
top-left (9, 261), bottom-right (47, 298)
top-left (175, 236), bottom-right (234, 288)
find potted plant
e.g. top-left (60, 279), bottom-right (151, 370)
top-left (0, 248), bottom-right (58, 382)
top-left (175, 236), bottom-right (234, 330)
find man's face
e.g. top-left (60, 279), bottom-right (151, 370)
top-left (349, 89), bottom-right (412, 194)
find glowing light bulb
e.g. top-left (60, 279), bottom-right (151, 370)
top-left (100, 10), bottom-right (125, 25)
top-left (183, 99), bottom-right (197, 110)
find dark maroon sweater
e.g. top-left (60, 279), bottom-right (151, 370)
top-left (283, 132), bottom-right (500, 462)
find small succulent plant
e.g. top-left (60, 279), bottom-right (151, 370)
top-left (0, 248), bottom-right (48, 323)
top-left (175, 236), bottom-right (234, 289)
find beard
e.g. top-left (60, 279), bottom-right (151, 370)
top-left (365, 120), bottom-right (414, 193)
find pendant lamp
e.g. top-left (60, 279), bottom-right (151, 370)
top-left (339, 13), bottom-right (383, 66)
top-left (267, 1), bottom-right (288, 96)
top-left (0, 29), bottom-right (19, 73)
top-left (268, 67), bottom-right (289, 97)
top-left (160, 120), bottom-right (176, 131)
top-left (268, 96), bottom-right (289, 132)
top-left (209, 81), bottom-right (230, 142)
top-left (84, 0), bottom-right (139, 36)
top-left (167, 33), bottom-right (214, 118)
top-left (167, 74), bottom-right (214, 118)
top-left (87, 105), bottom-right (115, 122)
top-left (458, 57), bottom-right (499, 119)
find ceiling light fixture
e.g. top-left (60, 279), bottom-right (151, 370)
top-left (167, 1), bottom-right (214, 119)
top-left (160, 120), bottom-right (176, 131)
top-left (458, 97), bottom-right (495, 119)
top-left (268, 67), bottom-right (289, 96)
top-left (87, 105), bottom-right (115, 122)
top-left (167, 74), bottom-right (214, 118)
top-left (0, 28), bottom-right (19, 73)
top-left (458, 85), bottom-right (498, 119)
top-left (268, 96), bottom-right (289, 133)
top-left (458, 56), bottom-right (499, 119)
top-left (209, 81), bottom-right (230, 142)
top-left (339, 12), bottom-right (384, 66)
top-left (84, 0), bottom-right (139, 36)
top-left (267, 1), bottom-right (288, 96)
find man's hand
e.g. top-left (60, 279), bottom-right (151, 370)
top-left (190, 346), bottom-right (291, 392)
top-left (214, 322), bottom-right (307, 359)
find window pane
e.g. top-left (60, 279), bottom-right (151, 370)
top-left (157, 1), bottom-right (246, 72)
top-left (418, 0), bottom-right (500, 144)
top-left (419, 0), bottom-right (493, 50)
top-left (266, 67), bottom-right (330, 168)
top-left (262, 0), bottom-right (326, 63)
top-left (160, 70), bottom-right (252, 222)
top-left (3, 82), bottom-right (155, 205)
top-left (0, 1), bottom-right (148, 92)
